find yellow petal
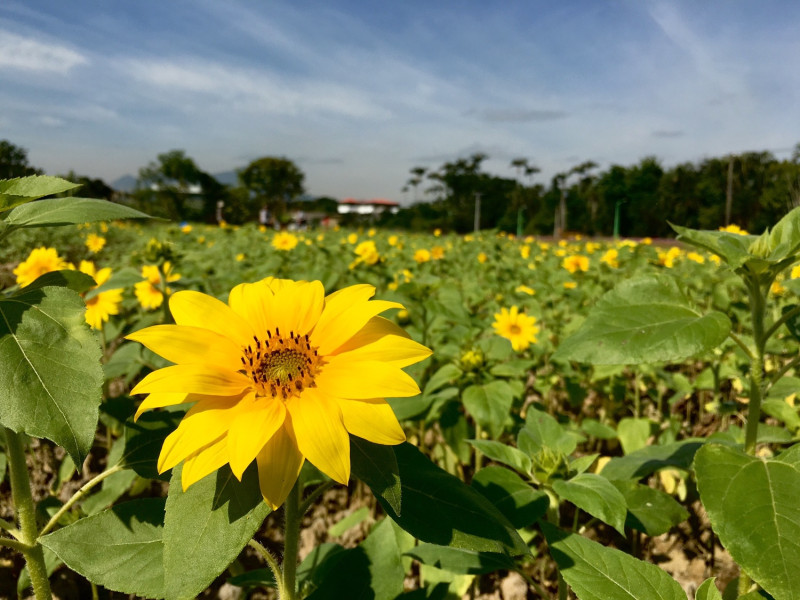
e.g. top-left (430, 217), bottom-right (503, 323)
top-left (134, 392), bottom-right (188, 421)
top-left (157, 396), bottom-right (241, 472)
top-left (228, 280), bottom-right (274, 336)
top-left (332, 328), bottom-right (431, 368)
top-left (169, 290), bottom-right (254, 347)
top-left (313, 296), bottom-right (404, 356)
top-left (312, 284), bottom-right (375, 341)
top-left (316, 359), bottom-right (421, 399)
top-left (127, 325), bottom-right (243, 370)
top-left (227, 394), bottom-right (286, 479)
top-left (269, 280), bottom-right (324, 337)
top-left (286, 388), bottom-right (350, 484)
top-left (338, 398), bottom-right (406, 445)
top-left (256, 422), bottom-right (304, 510)
top-left (130, 364), bottom-right (252, 397)
top-left (181, 436), bottom-right (230, 490)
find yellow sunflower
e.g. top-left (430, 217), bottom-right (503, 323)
top-left (492, 306), bottom-right (539, 352)
top-left (13, 246), bottom-right (71, 287)
top-left (562, 255), bottom-right (589, 274)
top-left (272, 232), bottom-right (299, 251)
top-left (413, 249), bottom-right (431, 264)
top-left (85, 233), bottom-right (107, 254)
top-left (127, 278), bottom-right (431, 509)
top-left (134, 262), bottom-right (181, 310)
top-left (79, 261), bottom-right (123, 330)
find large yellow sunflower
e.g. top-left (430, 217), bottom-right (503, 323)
top-left (79, 261), bottom-right (123, 330)
top-left (127, 278), bottom-right (431, 509)
top-left (134, 262), bottom-right (181, 310)
top-left (13, 246), bottom-right (71, 287)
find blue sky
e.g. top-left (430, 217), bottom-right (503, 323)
top-left (1, 1), bottom-right (799, 202)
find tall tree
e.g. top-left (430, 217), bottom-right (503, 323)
top-left (238, 156), bottom-right (305, 225)
top-left (136, 150), bottom-right (215, 220)
top-left (0, 140), bottom-right (42, 179)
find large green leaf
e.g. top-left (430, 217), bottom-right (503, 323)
top-left (467, 439), bottom-right (532, 475)
top-left (307, 518), bottom-right (405, 600)
top-left (695, 443), bottom-right (800, 600)
top-left (40, 498), bottom-right (166, 599)
top-left (163, 464), bottom-right (271, 600)
top-left (672, 224), bottom-right (755, 270)
top-left (695, 578), bottom-right (723, 600)
top-left (351, 436), bottom-right (402, 515)
top-left (612, 480), bottom-right (689, 536)
top-left (552, 473), bottom-right (627, 535)
top-left (519, 408), bottom-right (577, 456)
top-left (363, 442), bottom-right (528, 556)
top-left (0, 285), bottom-right (102, 465)
top-left (542, 522), bottom-right (686, 600)
top-left (471, 466), bottom-right (548, 529)
top-left (600, 439), bottom-right (704, 481)
top-left (4, 196), bottom-right (151, 228)
top-left (405, 543), bottom-right (516, 575)
top-left (0, 175), bottom-right (79, 212)
top-left (122, 410), bottom-right (183, 480)
top-left (553, 275), bottom-right (731, 365)
top-left (461, 380), bottom-right (515, 438)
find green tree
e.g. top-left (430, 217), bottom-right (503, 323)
top-left (135, 150), bottom-right (219, 220)
top-left (237, 157), bottom-right (305, 225)
top-left (0, 140), bottom-right (42, 179)
top-left (58, 171), bottom-right (114, 200)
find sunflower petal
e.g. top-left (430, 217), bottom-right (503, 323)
top-left (134, 393), bottom-right (188, 421)
top-left (338, 398), bottom-right (406, 445)
top-left (270, 280), bottom-right (324, 337)
top-left (228, 280), bottom-right (274, 336)
top-left (157, 397), bottom-right (241, 472)
top-left (256, 423), bottom-right (304, 510)
top-left (181, 435), bottom-right (230, 490)
top-left (317, 359), bottom-right (421, 399)
top-left (332, 331), bottom-right (431, 368)
top-left (227, 395), bottom-right (286, 480)
top-left (131, 364), bottom-right (251, 397)
top-left (314, 298), bottom-right (404, 355)
top-left (287, 388), bottom-right (350, 484)
top-left (127, 325), bottom-right (243, 370)
top-left (169, 290), bottom-right (254, 347)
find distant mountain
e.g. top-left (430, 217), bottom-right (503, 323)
top-left (111, 174), bottom-right (137, 192)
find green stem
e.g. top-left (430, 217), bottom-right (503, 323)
top-left (40, 463), bottom-right (125, 536)
top-left (727, 332), bottom-right (754, 361)
top-left (4, 428), bottom-right (52, 600)
top-left (744, 278), bottom-right (767, 456)
top-left (282, 481), bottom-right (301, 600)
top-left (249, 539), bottom-right (286, 598)
top-left (298, 480), bottom-right (335, 517)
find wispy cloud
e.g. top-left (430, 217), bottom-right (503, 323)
top-left (0, 29), bottom-right (87, 72)
top-left (652, 130), bottom-right (684, 138)
top-left (470, 108), bottom-right (569, 123)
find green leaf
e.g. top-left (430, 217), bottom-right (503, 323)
top-left (600, 440), bottom-right (704, 481)
top-left (552, 473), bottom-right (628, 535)
top-left (0, 285), bottom-right (102, 465)
top-left (0, 175), bottom-right (79, 211)
top-left (553, 275), bottom-right (731, 365)
top-left (617, 418), bottom-right (652, 454)
top-left (695, 578), bottom-right (723, 600)
top-left (581, 418), bottom-right (617, 440)
top-left (122, 410), bottom-right (183, 480)
top-left (40, 498), bottom-right (166, 599)
top-left (781, 305), bottom-right (800, 342)
top-left (672, 223), bottom-right (754, 270)
top-left (695, 443), bottom-right (800, 600)
top-left (4, 196), bottom-right (151, 228)
top-left (424, 364), bottom-right (463, 395)
top-left (307, 518), bottom-right (405, 600)
top-left (542, 522), bottom-right (686, 600)
top-left (470, 466), bottom-right (548, 529)
top-left (163, 464), bottom-right (271, 600)
top-left (467, 439), bottom-right (532, 475)
top-left (84, 266), bottom-right (144, 300)
top-left (19, 270), bottom-right (96, 294)
top-left (612, 480), bottom-right (689, 536)
top-left (519, 408), bottom-right (577, 456)
top-left (328, 506), bottom-right (369, 537)
top-left (405, 543), bottom-right (516, 575)
top-left (461, 380), bottom-right (515, 438)
top-left (365, 442), bottom-right (528, 556)
top-left (351, 436), bottom-right (402, 515)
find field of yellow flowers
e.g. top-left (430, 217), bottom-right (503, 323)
top-left (5, 196), bottom-right (800, 600)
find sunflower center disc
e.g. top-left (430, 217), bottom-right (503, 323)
top-left (241, 328), bottom-right (323, 400)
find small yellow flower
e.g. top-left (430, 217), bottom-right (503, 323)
top-left (414, 249), bottom-right (431, 263)
top-left (772, 280), bottom-right (786, 295)
top-left (477, 252), bottom-right (488, 264)
top-left (13, 247), bottom-right (71, 287)
top-left (236, 253), bottom-right (245, 262)
top-left (658, 247), bottom-right (682, 268)
top-left (492, 306), bottom-right (539, 351)
top-left (347, 233), bottom-right (359, 245)
top-left (135, 262), bottom-right (181, 311)
top-left (515, 285), bottom-right (535, 296)
top-left (433, 228), bottom-right (442, 237)
top-left (388, 235), bottom-right (399, 247)
top-left (686, 251), bottom-right (705, 264)
top-left (719, 224), bottom-right (749, 235)
top-left (181, 224), bottom-right (193, 234)
top-left (562, 255), bottom-right (589, 273)
top-left (460, 348), bottom-right (484, 371)
top-left (79, 261), bottom-right (123, 330)
top-left (368, 228), bottom-right (376, 237)
top-left (791, 264), bottom-right (800, 279)
top-left (127, 278), bottom-right (431, 509)
top-left (431, 246), bottom-right (445, 260)
top-left (600, 248), bottom-right (619, 268)
top-left (520, 245), bottom-right (530, 259)
top-left (563, 281), bottom-right (577, 289)
top-left (85, 233), bottom-right (106, 254)
top-left (272, 232), bottom-right (299, 251)
top-left (350, 241), bottom-right (380, 269)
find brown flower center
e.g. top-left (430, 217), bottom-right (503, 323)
top-left (241, 328), bottom-right (324, 400)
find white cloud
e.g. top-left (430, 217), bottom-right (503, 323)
top-left (0, 29), bottom-right (87, 72)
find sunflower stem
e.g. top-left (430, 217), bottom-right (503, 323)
top-left (248, 539), bottom-right (286, 598)
top-left (281, 480), bottom-right (302, 600)
top-left (4, 428), bottom-right (52, 600)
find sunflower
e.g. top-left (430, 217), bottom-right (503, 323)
top-left (13, 246), bottom-right (71, 287)
top-left (85, 233), bottom-right (107, 254)
top-left (134, 262), bottom-right (181, 310)
top-left (272, 232), bottom-right (299, 251)
top-left (79, 261), bottom-right (123, 330)
top-left (561, 255), bottom-right (589, 274)
top-left (492, 306), bottom-right (539, 352)
top-left (413, 249), bottom-right (431, 264)
top-left (127, 278), bottom-right (431, 509)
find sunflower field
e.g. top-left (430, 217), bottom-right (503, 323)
top-left (3, 175), bottom-right (800, 600)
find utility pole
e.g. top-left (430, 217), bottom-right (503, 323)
top-left (725, 155), bottom-right (734, 226)
top-left (474, 192), bottom-right (481, 233)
